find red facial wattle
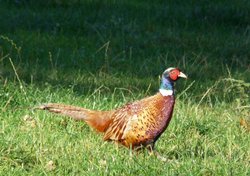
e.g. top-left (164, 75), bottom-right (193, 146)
top-left (169, 69), bottom-right (180, 81)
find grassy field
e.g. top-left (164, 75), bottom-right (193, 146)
top-left (0, 0), bottom-right (250, 175)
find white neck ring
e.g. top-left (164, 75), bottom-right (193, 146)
top-left (159, 89), bottom-right (173, 96)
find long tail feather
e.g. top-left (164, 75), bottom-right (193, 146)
top-left (36, 103), bottom-right (113, 132)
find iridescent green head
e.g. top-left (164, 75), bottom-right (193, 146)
top-left (160, 67), bottom-right (187, 95)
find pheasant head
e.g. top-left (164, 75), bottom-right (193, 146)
top-left (160, 67), bottom-right (187, 96)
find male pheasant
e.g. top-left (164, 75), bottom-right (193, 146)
top-left (37, 67), bottom-right (187, 151)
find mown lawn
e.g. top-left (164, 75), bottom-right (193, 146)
top-left (0, 0), bottom-right (249, 175)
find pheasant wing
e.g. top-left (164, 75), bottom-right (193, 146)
top-left (103, 93), bottom-right (166, 147)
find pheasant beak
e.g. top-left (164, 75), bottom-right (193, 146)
top-left (178, 72), bottom-right (187, 79)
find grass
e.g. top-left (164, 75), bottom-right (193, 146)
top-left (0, 0), bottom-right (250, 175)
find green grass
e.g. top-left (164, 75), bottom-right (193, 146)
top-left (0, 0), bottom-right (250, 175)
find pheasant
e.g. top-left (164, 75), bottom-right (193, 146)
top-left (36, 67), bottom-right (187, 151)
